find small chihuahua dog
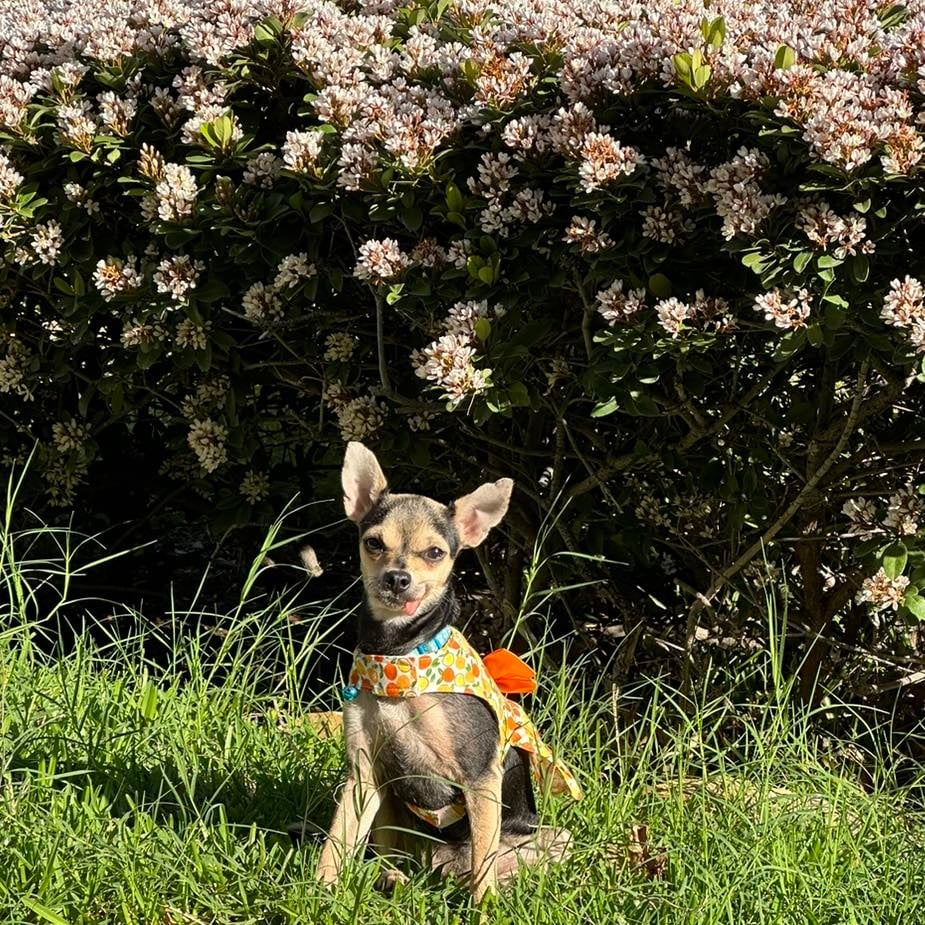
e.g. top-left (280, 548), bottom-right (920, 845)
top-left (315, 443), bottom-right (572, 900)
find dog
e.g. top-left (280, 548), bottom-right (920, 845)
top-left (315, 442), bottom-right (579, 901)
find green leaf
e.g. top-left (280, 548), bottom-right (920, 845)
top-left (648, 273), bottom-right (672, 298)
top-left (254, 21), bottom-right (277, 43)
top-left (673, 52), bottom-right (693, 87)
top-left (21, 899), bottom-right (70, 925)
top-left (445, 182), bottom-right (464, 213)
top-left (741, 251), bottom-right (767, 272)
top-left (700, 15), bottom-right (725, 48)
top-left (591, 397), bottom-right (619, 418)
top-left (817, 254), bottom-right (843, 270)
top-left (773, 328), bottom-right (806, 360)
top-left (400, 205), bottom-right (423, 231)
top-left (446, 211), bottom-right (466, 228)
top-left (882, 542), bottom-right (908, 579)
top-left (793, 251), bottom-right (812, 273)
top-left (466, 255), bottom-right (485, 278)
top-left (805, 323), bottom-right (823, 346)
top-left (774, 44), bottom-right (796, 69)
top-left (508, 382), bottom-right (530, 406)
top-left (138, 679), bottom-right (158, 721)
top-left (474, 317), bottom-right (491, 341)
top-left (850, 254), bottom-right (869, 283)
top-left (903, 589), bottom-right (925, 621)
top-left (477, 265), bottom-right (495, 284)
top-left (309, 202), bottom-right (333, 223)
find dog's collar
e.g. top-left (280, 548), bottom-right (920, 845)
top-left (410, 624), bottom-right (452, 654)
top-left (341, 625), bottom-right (452, 701)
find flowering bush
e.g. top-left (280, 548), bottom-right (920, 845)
top-left (1, 0), bottom-right (924, 694)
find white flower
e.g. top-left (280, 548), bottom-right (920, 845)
top-left (93, 256), bottom-right (143, 302)
top-left (31, 220), bottom-right (63, 265)
top-left (577, 133), bottom-right (642, 192)
top-left (563, 216), bottom-right (613, 254)
top-left (883, 487), bottom-right (922, 536)
top-left (154, 255), bottom-right (204, 302)
top-left (243, 152), bottom-right (283, 188)
top-left (155, 163), bottom-right (198, 223)
top-left (242, 282), bottom-right (284, 324)
top-left (0, 149), bottom-right (23, 202)
top-left (97, 91), bottom-right (136, 136)
top-left (176, 318), bottom-right (211, 351)
top-left (753, 289), bottom-right (812, 330)
top-left (856, 568), bottom-right (909, 612)
top-left (0, 341), bottom-right (32, 399)
top-left (655, 298), bottom-right (695, 338)
top-left (324, 332), bottom-right (356, 361)
top-left (337, 395), bottom-right (386, 442)
top-left (274, 253), bottom-right (316, 289)
top-left (706, 148), bottom-right (784, 240)
top-left (51, 418), bottom-right (89, 453)
top-left (597, 281), bottom-right (646, 325)
top-left (187, 419), bottom-right (228, 473)
top-left (842, 497), bottom-right (878, 525)
top-left (354, 238), bottom-right (409, 283)
top-left (283, 130), bottom-right (325, 174)
top-left (240, 469), bottom-right (270, 503)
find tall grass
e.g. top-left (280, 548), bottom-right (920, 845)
top-left (1, 466), bottom-right (924, 924)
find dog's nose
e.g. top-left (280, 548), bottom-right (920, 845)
top-left (383, 570), bottom-right (412, 594)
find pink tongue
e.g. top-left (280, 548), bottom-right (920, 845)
top-left (403, 599), bottom-right (422, 616)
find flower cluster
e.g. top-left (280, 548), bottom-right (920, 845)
top-left (354, 238), bottom-right (410, 284)
top-left (856, 568), bottom-right (910, 613)
top-left (93, 256), bottom-right (143, 302)
top-left (153, 255), bottom-right (204, 302)
top-left (753, 289), bottom-right (812, 331)
top-left (155, 163), bottom-right (199, 224)
top-left (187, 418), bottom-right (228, 473)
top-left (880, 277), bottom-right (925, 353)
top-left (597, 281), bottom-right (646, 326)
top-left (336, 394), bottom-right (386, 442)
top-left (51, 418), bottom-right (89, 453)
top-left (240, 469), bottom-right (270, 503)
top-left (242, 254), bottom-right (316, 325)
top-left (796, 201), bottom-right (873, 259)
top-left (706, 148), bottom-right (785, 241)
top-left (412, 300), bottom-right (500, 404)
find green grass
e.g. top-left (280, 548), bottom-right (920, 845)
top-left (1, 488), bottom-right (924, 923)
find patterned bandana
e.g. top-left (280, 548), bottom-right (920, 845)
top-left (346, 627), bottom-right (583, 828)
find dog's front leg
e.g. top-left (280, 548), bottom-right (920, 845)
top-left (464, 766), bottom-right (503, 902)
top-left (316, 747), bottom-right (382, 887)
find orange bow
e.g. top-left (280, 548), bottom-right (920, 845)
top-left (482, 648), bottom-right (537, 694)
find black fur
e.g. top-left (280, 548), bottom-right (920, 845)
top-left (360, 493), bottom-right (461, 557)
top-left (357, 576), bottom-right (539, 841)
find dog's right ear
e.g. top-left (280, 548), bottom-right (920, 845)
top-left (342, 442), bottom-right (388, 522)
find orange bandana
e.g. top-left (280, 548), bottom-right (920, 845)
top-left (347, 628), bottom-right (583, 828)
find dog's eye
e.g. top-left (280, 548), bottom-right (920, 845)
top-left (363, 536), bottom-right (384, 553)
top-left (424, 546), bottom-right (446, 562)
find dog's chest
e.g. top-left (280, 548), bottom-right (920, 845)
top-left (345, 691), bottom-right (462, 780)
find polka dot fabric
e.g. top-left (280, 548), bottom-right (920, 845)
top-left (349, 628), bottom-right (583, 827)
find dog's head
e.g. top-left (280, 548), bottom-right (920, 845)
top-left (341, 442), bottom-right (512, 621)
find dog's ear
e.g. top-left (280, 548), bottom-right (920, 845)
top-left (451, 478), bottom-right (513, 548)
top-left (342, 442), bottom-right (388, 522)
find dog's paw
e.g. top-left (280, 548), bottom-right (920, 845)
top-left (374, 867), bottom-right (409, 895)
top-left (315, 862), bottom-right (340, 888)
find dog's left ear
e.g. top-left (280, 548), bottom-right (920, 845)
top-left (342, 442), bottom-right (388, 522)
top-left (451, 478), bottom-right (513, 548)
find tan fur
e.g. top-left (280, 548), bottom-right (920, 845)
top-left (316, 443), bottom-right (569, 902)
top-left (360, 497), bottom-right (455, 621)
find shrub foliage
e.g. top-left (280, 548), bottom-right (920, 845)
top-left (1, 0), bottom-right (924, 693)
